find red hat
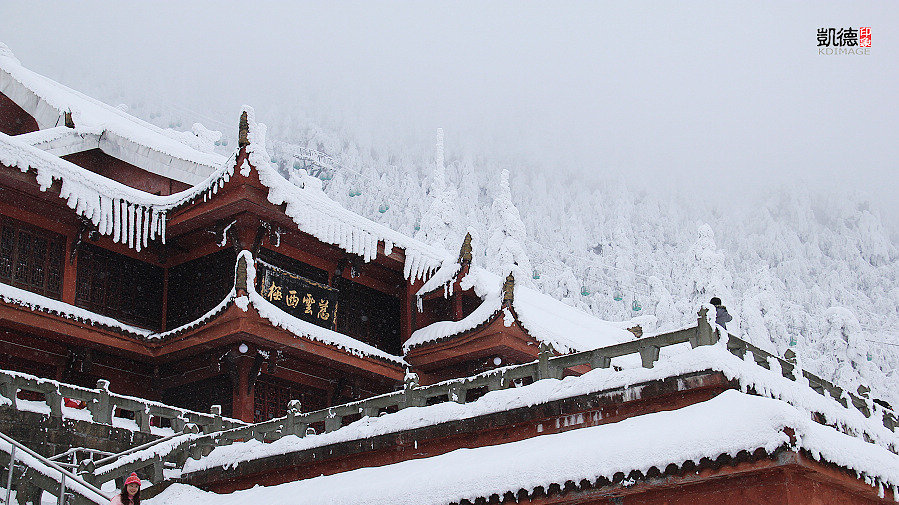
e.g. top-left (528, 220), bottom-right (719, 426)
top-left (124, 473), bottom-right (141, 486)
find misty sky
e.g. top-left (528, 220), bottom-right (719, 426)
top-left (2, 1), bottom-right (897, 230)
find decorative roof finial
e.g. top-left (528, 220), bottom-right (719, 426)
top-left (502, 270), bottom-right (515, 306)
top-left (458, 232), bottom-right (473, 265)
top-left (238, 111), bottom-right (249, 148)
top-left (64, 111), bottom-right (74, 128)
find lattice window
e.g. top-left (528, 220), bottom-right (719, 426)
top-left (0, 218), bottom-right (65, 299)
top-left (253, 377), bottom-right (305, 423)
top-left (75, 244), bottom-right (163, 329)
top-left (166, 249), bottom-right (236, 329)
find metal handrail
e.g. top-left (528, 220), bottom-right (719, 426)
top-left (91, 431), bottom-right (186, 469)
top-left (49, 447), bottom-right (114, 463)
top-left (0, 430), bottom-right (109, 504)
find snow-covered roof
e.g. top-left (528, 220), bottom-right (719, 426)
top-left (156, 389), bottom-right (899, 505)
top-left (0, 280), bottom-right (151, 337)
top-left (0, 108), bottom-right (447, 282)
top-left (0, 43), bottom-right (225, 185)
top-left (179, 338), bottom-right (899, 479)
top-left (0, 129), bottom-right (211, 251)
top-left (239, 107), bottom-right (446, 279)
top-left (0, 250), bottom-right (404, 365)
top-left (0, 48), bottom-right (642, 361)
top-left (406, 265), bottom-right (636, 354)
top-left (240, 251), bottom-right (405, 365)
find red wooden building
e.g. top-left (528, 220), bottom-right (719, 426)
top-left (0, 46), bottom-right (632, 424)
top-left (4, 46), bottom-right (899, 505)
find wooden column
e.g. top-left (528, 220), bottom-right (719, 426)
top-left (62, 235), bottom-right (78, 305)
top-left (231, 354), bottom-right (257, 423)
top-left (160, 268), bottom-right (169, 331)
top-left (400, 279), bottom-right (420, 344)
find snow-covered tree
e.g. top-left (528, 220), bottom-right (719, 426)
top-left (485, 169), bottom-right (532, 284)
top-left (415, 129), bottom-right (467, 252)
top-left (93, 78), bottom-right (899, 406)
top-left (686, 223), bottom-right (733, 309)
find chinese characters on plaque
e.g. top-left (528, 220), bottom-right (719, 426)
top-left (258, 261), bottom-right (338, 330)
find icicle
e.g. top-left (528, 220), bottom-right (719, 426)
top-left (134, 207), bottom-right (143, 252)
top-left (58, 181), bottom-right (70, 203)
top-left (142, 208), bottom-right (149, 248)
top-left (111, 199), bottom-right (120, 243)
top-left (94, 194), bottom-right (106, 233)
top-left (127, 203), bottom-right (135, 250)
top-left (98, 197), bottom-right (107, 236)
top-left (161, 212), bottom-right (166, 244)
top-left (73, 195), bottom-right (86, 217)
top-left (90, 194), bottom-right (102, 226)
top-left (120, 200), bottom-right (128, 245)
top-left (149, 210), bottom-right (159, 241)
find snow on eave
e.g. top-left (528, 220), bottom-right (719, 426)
top-left (404, 294), bottom-right (504, 353)
top-left (150, 289), bottom-right (238, 341)
top-left (407, 264), bottom-right (634, 355)
top-left (238, 107), bottom-right (445, 281)
top-left (0, 277), bottom-right (237, 341)
top-left (0, 251), bottom-right (399, 366)
top-left (15, 126), bottom-right (84, 146)
top-left (174, 392), bottom-right (799, 505)
top-left (192, 390), bottom-right (897, 505)
top-left (238, 250), bottom-right (406, 366)
top-left (0, 130), bottom-right (239, 252)
top-left (0, 282), bottom-right (150, 337)
top-left (0, 48), bottom-right (225, 176)
top-left (0, 249), bottom-right (237, 340)
top-left (414, 257), bottom-right (461, 298)
top-left (181, 343), bottom-right (899, 496)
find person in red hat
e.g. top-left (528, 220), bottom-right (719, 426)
top-left (111, 473), bottom-right (141, 505)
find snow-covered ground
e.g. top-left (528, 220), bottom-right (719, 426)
top-left (178, 339), bottom-right (899, 477)
top-left (149, 390), bottom-right (899, 505)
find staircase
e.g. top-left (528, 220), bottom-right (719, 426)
top-left (0, 431), bottom-right (108, 505)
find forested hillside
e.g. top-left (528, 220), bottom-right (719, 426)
top-left (75, 84), bottom-right (899, 407)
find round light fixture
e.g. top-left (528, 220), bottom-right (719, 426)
top-left (493, 356), bottom-right (502, 366)
top-left (238, 343), bottom-right (249, 354)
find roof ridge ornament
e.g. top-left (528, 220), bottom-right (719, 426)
top-left (458, 232), bottom-right (473, 265)
top-left (502, 270), bottom-right (515, 307)
top-left (238, 111), bottom-right (249, 148)
top-left (64, 110), bottom-right (74, 128)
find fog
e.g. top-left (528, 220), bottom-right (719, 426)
top-left (3, 1), bottom-right (897, 231)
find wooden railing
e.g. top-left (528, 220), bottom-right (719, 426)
top-left (84, 307), bottom-right (899, 491)
top-left (0, 373), bottom-right (246, 435)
